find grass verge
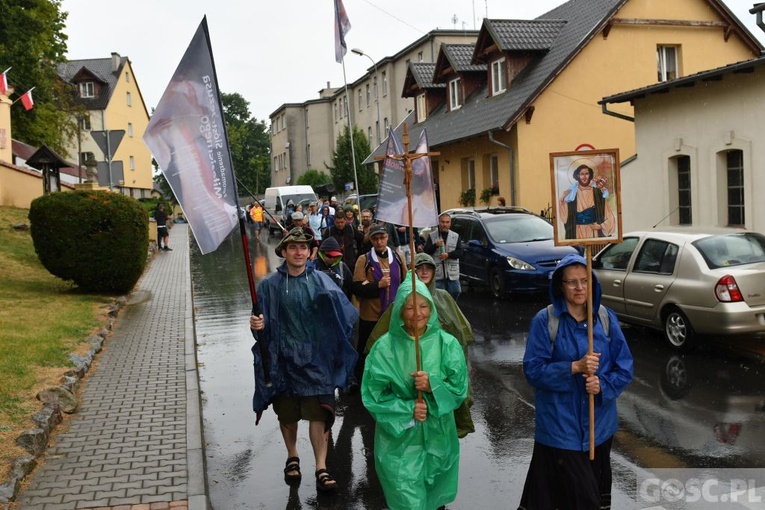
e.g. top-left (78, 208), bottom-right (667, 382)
top-left (0, 206), bottom-right (111, 477)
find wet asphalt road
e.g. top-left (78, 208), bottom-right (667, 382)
top-left (190, 228), bottom-right (765, 509)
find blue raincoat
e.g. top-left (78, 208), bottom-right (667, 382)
top-left (362, 275), bottom-right (468, 510)
top-left (523, 253), bottom-right (633, 451)
top-left (251, 261), bottom-right (358, 414)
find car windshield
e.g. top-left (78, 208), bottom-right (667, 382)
top-left (693, 232), bottom-right (765, 269)
top-left (483, 215), bottom-right (553, 244)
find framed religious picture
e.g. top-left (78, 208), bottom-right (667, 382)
top-left (549, 148), bottom-right (622, 246)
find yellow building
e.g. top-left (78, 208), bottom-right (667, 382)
top-left (57, 53), bottom-right (153, 197)
top-left (370, 0), bottom-right (762, 217)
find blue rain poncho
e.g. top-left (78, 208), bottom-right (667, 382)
top-left (251, 261), bottom-right (358, 415)
top-left (362, 275), bottom-right (468, 510)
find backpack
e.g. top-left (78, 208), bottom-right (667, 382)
top-left (546, 304), bottom-right (610, 349)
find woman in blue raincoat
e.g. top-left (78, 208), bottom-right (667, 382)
top-left (362, 275), bottom-right (468, 510)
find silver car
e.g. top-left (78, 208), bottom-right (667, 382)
top-left (592, 228), bottom-right (765, 351)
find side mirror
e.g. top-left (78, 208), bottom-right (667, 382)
top-left (467, 239), bottom-right (484, 248)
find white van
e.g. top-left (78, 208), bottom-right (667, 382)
top-left (262, 185), bottom-right (317, 235)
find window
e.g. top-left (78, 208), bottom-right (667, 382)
top-left (449, 78), bottom-right (462, 110)
top-left (79, 82), bottom-right (94, 98)
top-left (126, 91), bottom-right (132, 106)
top-left (375, 121), bottom-right (380, 143)
top-left (382, 71), bottom-right (388, 97)
top-left (727, 150), bottom-right (745, 226)
top-left (129, 155), bottom-right (135, 171)
top-left (125, 72), bottom-right (130, 83)
top-left (80, 116), bottom-right (91, 130)
top-left (334, 102), bottom-right (338, 121)
top-left (657, 45), bottom-right (678, 82)
top-left (307, 145), bottom-right (311, 167)
top-left (358, 89), bottom-right (363, 111)
top-left (384, 117), bottom-right (389, 132)
top-left (634, 239), bottom-right (678, 275)
top-left (128, 123), bottom-right (133, 137)
top-left (368, 127), bottom-right (372, 142)
top-left (491, 58), bottom-right (507, 95)
top-left (677, 155), bottom-right (691, 225)
top-left (418, 51), bottom-right (423, 62)
top-left (462, 158), bottom-right (475, 189)
top-left (366, 84), bottom-right (371, 106)
top-left (596, 237), bottom-right (639, 271)
top-left (416, 94), bottom-right (427, 123)
top-left (80, 151), bottom-right (95, 165)
top-left (490, 155), bottom-right (499, 191)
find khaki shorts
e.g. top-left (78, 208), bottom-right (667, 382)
top-left (272, 396), bottom-right (325, 424)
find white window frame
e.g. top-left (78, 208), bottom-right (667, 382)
top-left (468, 159), bottom-right (475, 189)
top-left (126, 91), bottom-right (132, 106)
top-left (79, 82), bottom-right (94, 98)
top-left (366, 84), bottom-right (371, 106)
top-left (492, 58), bottom-right (507, 95)
top-left (449, 78), bottom-right (462, 110)
top-left (382, 71), bottom-right (388, 97)
top-left (81, 116), bottom-right (91, 130)
top-left (490, 155), bottom-right (499, 188)
top-left (129, 155), bottom-right (135, 171)
top-left (657, 45), bottom-right (678, 82)
top-left (416, 94), bottom-right (427, 123)
top-left (128, 122), bottom-right (133, 137)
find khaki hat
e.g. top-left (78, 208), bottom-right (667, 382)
top-left (275, 227), bottom-right (313, 257)
top-left (369, 224), bottom-right (388, 237)
top-left (414, 253), bottom-right (436, 268)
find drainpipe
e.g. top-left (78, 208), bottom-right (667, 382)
top-left (488, 130), bottom-right (516, 205)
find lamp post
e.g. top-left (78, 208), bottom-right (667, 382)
top-left (351, 48), bottom-right (381, 146)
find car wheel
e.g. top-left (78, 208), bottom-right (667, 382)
top-left (663, 307), bottom-right (696, 352)
top-left (489, 267), bottom-right (504, 299)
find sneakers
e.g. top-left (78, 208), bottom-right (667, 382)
top-left (163, 246), bottom-right (173, 251)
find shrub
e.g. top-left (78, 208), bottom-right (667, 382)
top-left (29, 191), bottom-right (149, 293)
top-left (458, 188), bottom-right (475, 207)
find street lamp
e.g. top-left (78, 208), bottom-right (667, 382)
top-left (351, 48), bottom-right (381, 146)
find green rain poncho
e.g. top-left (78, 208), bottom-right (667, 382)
top-left (362, 275), bottom-right (468, 510)
top-left (366, 252), bottom-right (475, 437)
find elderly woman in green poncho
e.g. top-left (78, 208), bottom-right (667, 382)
top-left (361, 274), bottom-right (468, 510)
top-left (366, 252), bottom-right (475, 437)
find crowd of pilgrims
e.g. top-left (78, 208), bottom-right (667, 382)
top-left (247, 196), bottom-right (634, 510)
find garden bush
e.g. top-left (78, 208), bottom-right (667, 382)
top-left (29, 191), bottom-right (149, 293)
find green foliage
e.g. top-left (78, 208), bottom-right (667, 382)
top-left (220, 92), bottom-right (271, 194)
top-left (297, 169), bottom-right (332, 187)
top-left (459, 188), bottom-right (476, 207)
top-left (480, 187), bottom-right (493, 205)
top-left (29, 191), bottom-right (149, 293)
top-left (0, 0), bottom-right (81, 154)
top-left (329, 125), bottom-right (376, 195)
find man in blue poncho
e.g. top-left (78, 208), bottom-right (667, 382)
top-left (249, 228), bottom-right (358, 493)
top-left (362, 274), bottom-right (468, 510)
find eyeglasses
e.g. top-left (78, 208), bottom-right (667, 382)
top-left (562, 278), bottom-right (588, 289)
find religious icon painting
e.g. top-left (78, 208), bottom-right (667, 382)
top-left (549, 148), bottom-right (622, 247)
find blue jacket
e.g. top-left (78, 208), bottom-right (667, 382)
top-left (523, 253), bottom-right (633, 450)
top-left (251, 261), bottom-right (359, 414)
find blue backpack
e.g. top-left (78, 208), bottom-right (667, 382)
top-left (546, 304), bottom-right (610, 349)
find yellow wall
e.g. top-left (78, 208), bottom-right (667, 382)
top-left (437, 0), bottom-right (759, 215)
top-left (0, 95), bottom-right (12, 164)
top-left (0, 164), bottom-right (43, 208)
top-left (108, 61), bottom-right (153, 191)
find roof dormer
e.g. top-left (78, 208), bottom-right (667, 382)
top-left (403, 62), bottom-right (445, 123)
top-left (433, 44), bottom-right (486, 113)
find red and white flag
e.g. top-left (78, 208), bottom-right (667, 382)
top-left (20, 89), bottom-right (34, 110)
top-left (0, 71), bottom-right (8, 96)
top-left (334, 0), bottom-right (351, 63)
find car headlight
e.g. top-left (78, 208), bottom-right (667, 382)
top-left (506, 256), bottom-right (535, 271)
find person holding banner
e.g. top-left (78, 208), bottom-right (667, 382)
top-left (519, 254), bottom-right (633, 510)
top-left (362, 275), bottom-right (467, 510)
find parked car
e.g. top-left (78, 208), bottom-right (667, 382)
top-left (447, 207), bottom-right (579, 298)
top-left (592, 228), bottom-right (765, 351)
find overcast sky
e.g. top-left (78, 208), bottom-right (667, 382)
top-left (60, 0), bottom-right (765, 123)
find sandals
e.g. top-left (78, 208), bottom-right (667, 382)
top-left (283, 457), bottom-right (301, 483)
top-left (315, 468), bottom-right (338, 492)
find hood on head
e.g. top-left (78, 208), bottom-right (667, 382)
top-left (389, 272), bottom-right (439, 338)
top-left (549, 253), bottom-right (602, 315)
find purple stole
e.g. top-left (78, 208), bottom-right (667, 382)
top-left (368, 248), bottom-right (401, 311)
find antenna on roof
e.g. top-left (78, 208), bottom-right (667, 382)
top-left (451, 14), bottom-right (458, 29)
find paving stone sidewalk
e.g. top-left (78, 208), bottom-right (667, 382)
top-left (14, 225), bottom-right (209, 510)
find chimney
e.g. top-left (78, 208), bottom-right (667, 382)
top-left (111, 52), bottom-right (121, 73)
top-left (327, 81), bottom-right (331, 89)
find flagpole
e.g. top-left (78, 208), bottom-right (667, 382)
top-left (341, 57), bottom-right (360, 201)
top-left (11, 86), bottom-right (34, 106)
top-left (201, 16), bottom-right (270, 386)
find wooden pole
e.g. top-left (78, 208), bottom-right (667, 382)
top-left (586, 245), bottom-right (595, 460)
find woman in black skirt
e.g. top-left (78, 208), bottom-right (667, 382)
top-left (519, 254), bottom-right (633, 509)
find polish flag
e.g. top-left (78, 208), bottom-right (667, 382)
top-left (0, 72), bottom-right (8, 96)
top-left (20, 89), bottom-right (33, 110)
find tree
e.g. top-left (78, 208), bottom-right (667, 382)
top-left (0, 0), bottom-right (80, 154)
top-left (328, 125), bottom-right (376, 195)
top-left (220, 92), bottom-right (271, 195)
top-left (297, 169), bottom-right (332, 188)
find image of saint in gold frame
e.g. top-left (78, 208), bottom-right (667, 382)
top-left (549, 149), bottom-right (622, 247)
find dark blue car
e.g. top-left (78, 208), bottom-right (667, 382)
top-left (448, 208), bottom-right (579, 297)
